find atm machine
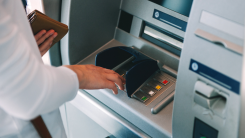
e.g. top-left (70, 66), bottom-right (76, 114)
top-left (57, 0), bottom-right (245, 137)
top-left (172, 0), bottom-right (245, 138)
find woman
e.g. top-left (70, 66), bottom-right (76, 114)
top-left (0, 0), bottom-right (125, 137)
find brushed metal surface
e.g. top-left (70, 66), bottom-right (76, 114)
top-left (65, 103), bottom-right (113, 138)
top-left (195, 29), bottom-right (243, 55)
top-left (172, 0), bottom-right (244, 137)
top-left (70, 90), bottom-right (150, 138)
top-left (151, 92), bottom-right (175, 114)
top-left (130, 16), bottom-right (143, 37)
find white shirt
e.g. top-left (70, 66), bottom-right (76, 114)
top-left (0, 0), bottom-right (79, 137)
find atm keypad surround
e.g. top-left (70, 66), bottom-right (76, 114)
top-left (132, 71), bottom-right (176, 106)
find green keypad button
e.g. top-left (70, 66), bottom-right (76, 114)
top-left (141, 96), bottom-right (148, 101)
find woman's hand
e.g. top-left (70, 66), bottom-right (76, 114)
top-left (64, 65), bottom-right (126, 95)
top-left (34, 30), bottom-right (58, 56)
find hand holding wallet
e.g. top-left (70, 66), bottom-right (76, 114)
top-left (27, 10), bottom-right (68, 47)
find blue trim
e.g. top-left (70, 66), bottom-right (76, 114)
top-left (189, 59), bottom-right (240, 95)
top-left (153, 9), bottom-right (187, 32)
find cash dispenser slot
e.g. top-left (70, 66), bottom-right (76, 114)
top-left (95, 46), bottom-right (176, 106)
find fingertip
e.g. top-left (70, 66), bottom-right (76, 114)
top-left (48, 29), bottom-right (55, 34)
top-left (42, 30), bottom-right (47, 33)
top-left (123, 78), bottom-right (126, 83)
top-left (53, 32), bottom-right (58, 38)
top-left (113, 90), bottom-right (118, 95)
top-left (112, 86), bottom-right (118, 94)
top-left (118, 84), bottom-right (124, 91)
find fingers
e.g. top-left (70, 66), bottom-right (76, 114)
top-left (106, 74), bottom-right (125, 91)
top-left (66, 65), bottom-right (125, 95)
top-left (103, 68), bottom-right (126, 84)
top-left (39, 32), bottom-right (58, 56)
top-left (34, 30), bottom-right (46, 44)
top-left (106, 81), bottom-right (118, 95)
top-left (36, 30), bottom-right (55, 45)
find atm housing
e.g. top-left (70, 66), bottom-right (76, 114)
top-left (59, 0), bottom-right (244, 138)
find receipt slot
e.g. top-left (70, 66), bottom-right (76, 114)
top-left (95, 46), bottom-right (176, 106)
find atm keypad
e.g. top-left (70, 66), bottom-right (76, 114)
top-left (132, 71), bottom-right (175, 105)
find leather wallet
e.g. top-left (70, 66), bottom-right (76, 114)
top-left (28, 10), bottom-right (68, 47)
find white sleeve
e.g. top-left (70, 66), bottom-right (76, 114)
top-left (0, 0), bottom-right (79, 120)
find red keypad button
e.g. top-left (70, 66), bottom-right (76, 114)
top-left (162, 80), bottom-right (169, 85)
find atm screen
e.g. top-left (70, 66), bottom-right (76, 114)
top-left (149, 0), bottom-right (193, 17)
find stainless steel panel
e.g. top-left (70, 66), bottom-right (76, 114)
top-left (130, 16), bottom-right (143, 37)
top-left (70, 90), bottom-right (150, 138)
top-left (151, 91), bottom-right (175, 114)
top-left (65, 103), bottom-right (113, 138)
top-left (121, 0), bottom-right (187, 38)
top-left (172, 0), bottom-right (245, 137)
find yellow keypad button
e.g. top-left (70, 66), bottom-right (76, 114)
top-left (155, 85), bottom-right (162, 90)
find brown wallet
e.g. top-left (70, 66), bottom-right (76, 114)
top-left (28, 10), bottom-right (68, 47)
